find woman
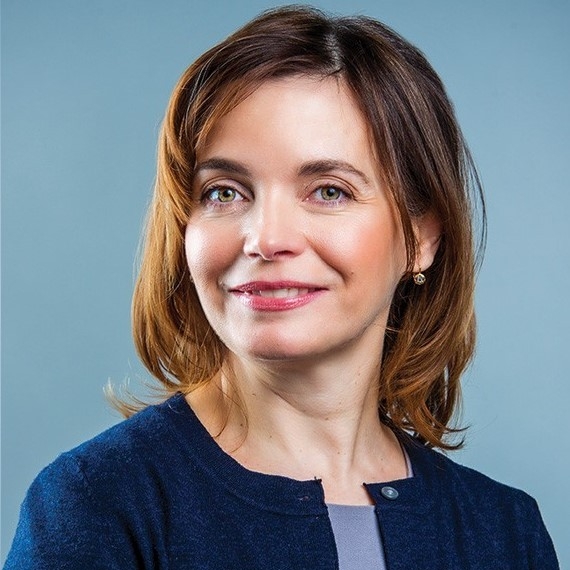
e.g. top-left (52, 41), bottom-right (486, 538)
top-left (6, 6), bottom-right (558, 569)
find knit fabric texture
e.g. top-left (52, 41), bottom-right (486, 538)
top-left (5, 394), bottom-right (559, 569)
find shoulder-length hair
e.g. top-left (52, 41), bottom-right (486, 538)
top-left (126, 5), bottom-right (485, 449)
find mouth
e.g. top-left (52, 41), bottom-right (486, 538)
top-left (248, 287), bottom-right (316, 298)
top-left (228, 281), bottom-right (326, 311)
top-left (230, 281), bottom-right (323, 294)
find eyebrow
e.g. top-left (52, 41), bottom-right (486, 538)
top-left (194, 157), bottom-right (371, 185)
top-left (194, 158), bottom-right (252, 177)
top-left (297, 159), bottom-right (371, 186)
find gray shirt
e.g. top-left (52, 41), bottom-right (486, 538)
top-left (327, 504), bottom-right (387, 570)
top-left (326, 447), bottom-right (413, 570)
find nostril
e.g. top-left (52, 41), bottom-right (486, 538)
top-left (243, 229), bottom-right (304, 261)
top-left (246, 246), bottom-right (297, 262)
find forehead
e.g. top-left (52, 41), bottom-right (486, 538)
top-left (197, 75), bottom-right (378, 173)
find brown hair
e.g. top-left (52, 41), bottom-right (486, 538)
top-left (125, 6), bottom-right (485, 449)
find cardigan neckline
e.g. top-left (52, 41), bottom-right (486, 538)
top-left (157, 393), bottom-right (439, 516)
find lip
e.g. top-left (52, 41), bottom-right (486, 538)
top-left (228, 281), bottom-right (327, 312)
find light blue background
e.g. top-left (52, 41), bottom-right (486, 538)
top-left (2, 0), bottom-right (568, 565)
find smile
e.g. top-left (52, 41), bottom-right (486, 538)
top-left (253, 288), bottom-right (312, 298)
top-left (228, 282), bottom-right (326, 311)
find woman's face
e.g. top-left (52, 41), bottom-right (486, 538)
top-left (185, 76), bottom-right (407, 363)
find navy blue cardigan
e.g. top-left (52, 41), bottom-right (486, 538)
top-left (5, 394), bottom-right (558, 569)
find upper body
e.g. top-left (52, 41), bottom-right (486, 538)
top-left (6, 6), bottom-right (559, 568)
top-left (5, 394), bottom-right (559, 569)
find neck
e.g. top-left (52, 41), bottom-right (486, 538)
top-left (187, 349), bottom-right (407, 504)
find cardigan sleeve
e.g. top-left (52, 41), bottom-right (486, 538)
top-left (525, 496), bottom-right (559, 569)
top-left (4, 453), bottom-right (140, 570)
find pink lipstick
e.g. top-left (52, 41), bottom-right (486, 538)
top-left (228, 281), bottom-right (326, 311)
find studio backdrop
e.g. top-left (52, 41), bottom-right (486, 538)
top-left (2, 0), bottom-right (568, 565)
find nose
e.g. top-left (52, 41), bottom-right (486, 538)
top-left (243, 192), bottom-right (305, 261)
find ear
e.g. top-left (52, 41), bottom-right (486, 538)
top-left (413, 211), bottom-right (441, 272)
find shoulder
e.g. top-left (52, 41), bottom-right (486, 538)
top-left (61, 396), bottom-right (180, 475)
top-left (39, 394), bottom-right (202, 502)
top-left (5, 395), bottom-right (198, 568)
top-left (408, 440), bottom-right (538, 512)
top-left (404, 439), bottom-right (558, 565)
top-left (419, 443), bottom-right (534, 503)
top-left (21, 393), bottom-right (206, 530)
top-left (24, 395), bottom-right (187, 508)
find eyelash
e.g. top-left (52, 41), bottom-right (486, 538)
top-left (199, 182), bottom-right (352, 208)
top-left (201, 185), bottom-right (247, 206)
top-left (309, 185), bottom-right (351, 204)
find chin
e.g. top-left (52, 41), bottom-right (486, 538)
top-left (228, 335), bottom-right (325, 363)
top-left (240, 345), bottom-right (312, 362)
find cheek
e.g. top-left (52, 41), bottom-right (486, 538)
top-left (184, 224), bottom-right (205, 277)
top-left (314, 212), bottom-right (407, 286)
top-left (184, 223), bottom-right (227, 283)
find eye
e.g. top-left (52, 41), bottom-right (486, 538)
top-left (310, 184), bottom-right (350, 204)
top-left (203, 186), bottom-right (244, 203)
top-left (317, 186), bottom-right (344, 201)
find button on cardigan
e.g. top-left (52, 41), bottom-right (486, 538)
top-left (5, 394), bottom-right (559, 569)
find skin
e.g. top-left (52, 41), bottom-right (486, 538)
top-left (185, 76), bottom-right (440, 504)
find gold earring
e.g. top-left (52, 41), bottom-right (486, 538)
top-left (413, 270), bottom-right (426, 285)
